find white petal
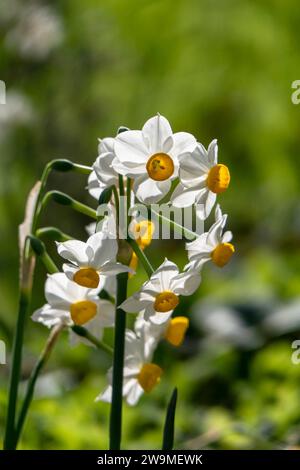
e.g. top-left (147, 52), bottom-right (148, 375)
top-left (45, 272), bottom-right (100, 307)
top-left (31, 304), bottom-right (71, 328)
top-left (120, 295), bottom-right (153, 313)
top-left (142, 114), bottom-right (172, 154)
top-left (100, 275), bottom-right (116, 297)
top-left (57, 240), bottom-right (89, 266)
top-left (207, 139), bottom-right (218, 165)
top-left (214, 203), bottom-right (223, 222)
top-left (133, 175), bottom-right (171, 204)
top-left (170, 132), bottom-right (196, 159)
top-left (97, 299), bottom-right (115, 328)
top-left (83, 315), bottom-right (105, 338)
top-left (111, 157), bottom-right (145, 176)
top-left (86, 232), bottom-right (118, 267)
top-left (98, 137), bottom-right (115, 154)
top-left (62, 263), bottom-right (77, 281)
top-left (222, 230), bottom-right (233, 243)
top-left (150, 311), bottom-right (173, 325)
top-left (87, 171), bottom-right (104, 201)
top-left (115, 130), bottom-right (149, 164)
top-left (195, 190), bottom-right (216, 220)
top-left (44, 273), bottom-right (75, 308)
top-left (171, 270), bottom-right (201, 295)
top-left (101, 262), bottom-right (133, 276)
top-left (207, 217), bottom-right (225, 246)
top-left (186, 234), bottom-right (212, 263)
top-left (85, 222), bottom-right (96, 236)
top-left (184, 257), bottom-right (210, 271)
top-left (126, 382), bottom-right (144, 406)
top-left (96, 385), bottom-right (112, 403)
top-left (93, 152), bottom-right (117, 186)
top-left (171, 184), bottom-right (203, 208)
top-left (151, 258), bottom-right (179, 291)
top-left (179, 146), bottom-right (211, 184)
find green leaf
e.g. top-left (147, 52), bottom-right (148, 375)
top-left (162, 387), bottom-right (177, 450)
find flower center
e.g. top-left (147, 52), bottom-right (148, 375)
top-left (146, 153), bottom-right (174, 181)
top-left (165, 316), bottom-right (189, 346)
top-left (73, 267), bottom-right (99, 288)
top-left (137, 363), bottom-right (163, 393)
top-left (70, 300), bottom-right (97, 325)
top-left (154, 291), bottom-right (179, 313)
top-left (211, 242), bottom-right (235, 267)
top-left (206, 164), bottom-right (230, 193)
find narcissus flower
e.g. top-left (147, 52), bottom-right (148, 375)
top-left (128, 220), bottom-right (155, 274)
top-left (112, 114), bottom-right (196, 204)
top-left (171, 140), bottom-right (230, 219)
top-left (185, 204), bottom-right (234, 270)
top-left (97, 328), bottom-right (162, 406)
top-left (57, 232), bottom-right (132, 290)
top-left (31, 273), bottom-right (114, 345)
top-left (135, 313), bottom-right (190, 348)
top-left (87, 137), bottom-right (118, 200)
top-left (120, 259), bottom-right (201, 325)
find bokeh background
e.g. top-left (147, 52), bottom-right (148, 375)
top-left (1, 0), bottom-right (300, 450)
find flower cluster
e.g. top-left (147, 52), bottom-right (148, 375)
top-left (32, 114), bottom-right (234, 406)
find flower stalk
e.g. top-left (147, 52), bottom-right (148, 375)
top-left (3, 286), bottom-right (31, 449)
top-left (13, 323), bottom-right (65, 448)
top-left (109, 271), bottom-right (128, 450)
top-left (71, 326), bottom-right (113, 354)
top-left (127, 237), bottom-right (154, 277)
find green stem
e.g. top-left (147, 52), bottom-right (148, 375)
top-left (39, 251), bottom-right (59, 274)
top-left (71, 199), bottom-right (97, 219)
top-left (36, 226), bottom-right (73, 242)
top-left (71, 326), bottom-right (113, 354)
top-left (73, 163), bottom-right (93, 175)
top-left (32, 159), bottom-right (93, 232)
top-left (109, 272), bottom-right (128, 450)
top-left (37, 191), bottom-right (97, 225)
top-left (29, 236), bottom-right (59, 274)
top-left (3, 287), bottom-right (31, 449)
top-left (126, 178), bottom-right (132, 227)
top-left (118, 175), bottom-right (124, 196)
top-left (150, 209), bottom-right (197, 241)
top-left (127, 238), bottom-right (154, 277)
top-left (14, 324), bottom-right (64, 448)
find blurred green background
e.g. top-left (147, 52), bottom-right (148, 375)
top-left (1, 0), bottom-right (300, 450)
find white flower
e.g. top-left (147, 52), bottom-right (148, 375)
top-left (32, 273), bottom-right (114, 346)
top-left (171, 140), bottom-right (230, 219)
top-left (56, 232), bottom-right (132, 290)
top-left (185, 204), bottom-right (234, 270)
top-left (96, 327), bottom-right (161, 406)
top-left (120, 259), bottom-right (201, 325)
top-left (135, 312), bottom-right (190, 348)
top-left (84, 222), bottom-right (117, 298)
top-left (87, 137), bottom-right (118, 201)
top-left (112, 114), bottom-right (196, 204)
